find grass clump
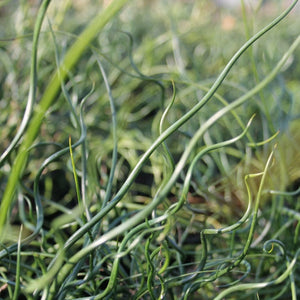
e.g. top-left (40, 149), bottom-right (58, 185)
top-left (0, 0), bottom-right (300, 299)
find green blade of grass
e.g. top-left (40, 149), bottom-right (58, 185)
top-left (12, 225), bottom-right (22, 300)
top-left (69, 136), bottom-right (84, 217)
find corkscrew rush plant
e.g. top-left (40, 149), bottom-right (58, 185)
top-left (37, 12), bottom-right (300, 300)
top-left (0, 0), bottom-right (299, 299)
top-left (47, 0), bottom-right (300, 252)
top-left (0, 0), bottom-right (297, 234)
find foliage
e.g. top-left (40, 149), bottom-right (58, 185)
top-left (0, 0), bottom-right (299, 299)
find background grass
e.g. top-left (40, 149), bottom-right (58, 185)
top-left (0, 0), bottom-right (300, 299)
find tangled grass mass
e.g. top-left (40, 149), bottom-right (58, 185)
top-left (0, 0), bottom-right (300, 299)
